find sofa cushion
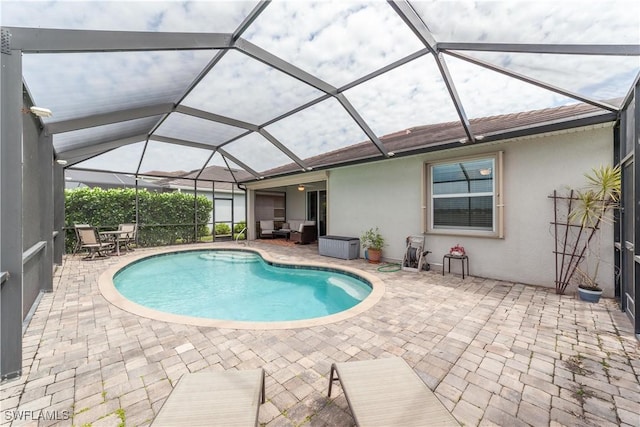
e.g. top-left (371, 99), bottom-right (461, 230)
top-left (260, 220), bottom-right (274, 231)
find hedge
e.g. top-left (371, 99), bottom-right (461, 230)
top-left (65, 188), bottom-right (212, 251)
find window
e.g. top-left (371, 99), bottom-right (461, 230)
top-left (426, 153), bottom-right (503, 237)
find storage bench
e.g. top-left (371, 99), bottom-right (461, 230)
top-left (319, 236), bottom-right (360, 260)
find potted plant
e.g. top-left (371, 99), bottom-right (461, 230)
top-left (568, 165), bottom-right (621, 302)
top-left (361, 227), bottom-right (385, 264)
top-left (449, 244), bottom-right (465, 256)
top-left (573, 266), bottom-right (603, 303)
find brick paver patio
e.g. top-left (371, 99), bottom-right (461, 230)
top-left (1, 241), bottom-right (638, 426)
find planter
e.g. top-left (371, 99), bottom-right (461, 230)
top-left (367, 248), bottom-right (382, 264)
top-left (578, 286), bottom-right (602, 303)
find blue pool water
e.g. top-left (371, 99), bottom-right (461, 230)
top-left (113, 250), bottom-right (372, 322)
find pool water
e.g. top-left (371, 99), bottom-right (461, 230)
top-left (113, 250), bottom-right (372, 322)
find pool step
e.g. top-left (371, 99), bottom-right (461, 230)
top-left (199, 252), bottom-right (260, 263)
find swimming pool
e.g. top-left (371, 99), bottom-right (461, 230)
top-left (101, 247), bottom-right (384, 329)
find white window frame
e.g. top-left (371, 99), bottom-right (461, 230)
top-left (424, 152), bottom-right (504, 238)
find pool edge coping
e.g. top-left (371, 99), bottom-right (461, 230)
top-left (97, 244), bottom-right (386, 330)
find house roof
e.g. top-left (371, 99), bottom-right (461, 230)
top-left (253, 101), bottom-right (617, 179)
top-left (154, 165), bottom-right (251, 191)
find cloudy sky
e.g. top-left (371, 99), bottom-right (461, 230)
top-left (2, 0), bottom-right (639, 176)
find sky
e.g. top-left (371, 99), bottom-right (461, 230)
top-left (1, 0), bottom-right (639, 176)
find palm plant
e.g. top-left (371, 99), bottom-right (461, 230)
top-left (566, 165), bottom-right (621, 291)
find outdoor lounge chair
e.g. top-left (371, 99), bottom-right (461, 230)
top-left (76, 225), bottom-right (115, 260)
top-left (258, 220), bottom-right (275, 239)
top-left (150, 369), bottom-right (265, 427)
top-left (72, 223), bottom-right (90, 255)
top-left (118, 223), bottom-right (137, 251)
top-left (289, 222), bottom-right (317, 244)
top-left (328, 357), bottom-right (459, 427)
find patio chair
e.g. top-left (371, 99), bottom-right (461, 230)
top-left (118, 223), bottom-right (137, 251)
top-left (150, 369), bottom-right (265, 427)
top-left (72, 223), bottom-right (90, 255)
top-left (76, 225), bottom-right (115, 260)
top-left (328, 357), bottom-right (459, 427)
top-left (290, 223), bottom-right (317, 245)
top-left (258, 220), bottom-right (275, 239)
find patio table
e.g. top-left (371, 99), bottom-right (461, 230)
top-left (99, 230), bottom-right (129, 256)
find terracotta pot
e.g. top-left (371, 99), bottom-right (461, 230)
top-left (367, 248), bottom-right (382, 264)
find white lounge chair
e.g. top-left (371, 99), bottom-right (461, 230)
top-left (328, 357), bottom-right (459, 427)
top-left (151, 369), bottom-right (265, 427)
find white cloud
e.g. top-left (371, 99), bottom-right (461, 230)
top-left (265, 97), bottom-right (369, 160)
top-left (244, 1), bottom-right (424, 87)
top-left (139, 140), bottom-right (212, 174)
top-left (411, 0), bottom-right (640, 44)
top-left (183, 50), bottom-right (323, 124)
top-left (1, 0), bottom-right (257, 32)
top-left (223, 132), bottom-right (295, 172)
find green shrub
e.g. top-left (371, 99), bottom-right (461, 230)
top-left (65, 188), bottom-right (212, 251)
top-left (233, 221), bottom-right (247, 240)
top-left (214, 223), bottom-right (231, 235)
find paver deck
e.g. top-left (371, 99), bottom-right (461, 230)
top-left (1, 242), bottom-right (639, 427)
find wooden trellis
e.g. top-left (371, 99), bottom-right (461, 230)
top-left (550, 190), bottom-right (599, 294)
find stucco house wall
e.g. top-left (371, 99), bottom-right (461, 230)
top-left (328, 124), bottom-right (616, 296)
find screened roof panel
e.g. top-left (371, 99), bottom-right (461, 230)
top-left (206, 152), bottom-right (242, 170)
top-left (244, 1), bottom-right (424, 87)
top-left (154, 113), bottom-right (247, 147)
top-left (412, 1), bottom-right (640, 44)
top-left (455, 51), bottom-right (640, 106)
top-left (2, 1), bottom-right (638, 183)
top-left (53, 116), bottom-right (161, 152)
top-left (24, 51), bottom-right (217, 122)
top-left (182, 50), bottom-right (324, 124)
top-left (445, 55), bottom-right (581, 121)
top-left (72, 142), bottom-right (147, 174)
top-left (265, 97), bottom-right (370, 161)
top-left (1, 1), bottom-right (258, 32)
top-left (344, 55), bottom-right (461, 137)
top-left (222, 133), bottom-right (296, 173)
top-left (139, 140), bottom-right (213, 176)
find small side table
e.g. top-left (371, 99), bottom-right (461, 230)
top-left (442, 254), bottom-right (469, 279)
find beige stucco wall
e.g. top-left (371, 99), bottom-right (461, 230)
top-left (327, 124), bottom-right (616, 296)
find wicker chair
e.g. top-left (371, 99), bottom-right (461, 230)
top-left (290, 224), bottom-right (317, 244)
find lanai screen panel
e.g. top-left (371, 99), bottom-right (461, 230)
top-left (1, 1), bottom-right (257, 32)
top-left (53, 116), bottom-right (162, 153)
top-left (445, 56), bottom-right (581, 121)
top-left (411, 1), bottom-right (639, 44)
top-left (23, 51), bottom-right (218, 123)
top-left (344, 55), bottom-right (462, 137)
top-left (73, 142), bottom-right (147, 175)
top-left (203, 153), bottom-right (251, 182)
top-left (455, 52), bottom-right (640, 106)
top-left (2, 1), bottom-right (639, 181)
top-left (154, 113), bottom-right (247, 147)
top-left (244, 1), bottom-right (424, 88)
top-left (182, 50), bottom-right (324, 125)
top-left (138, 141), bottom-right (213, 177)
top-left (222, 133), bottom-right (296, 174)
top-left (265, 97), bottom-right (370, 162)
